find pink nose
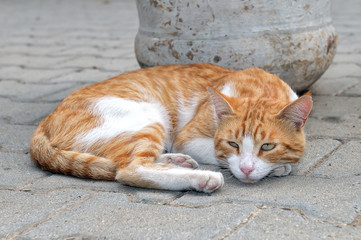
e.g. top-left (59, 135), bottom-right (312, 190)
top-left (240, 166), bottom-right (254, 176)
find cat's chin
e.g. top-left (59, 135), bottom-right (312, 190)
top-left (240, 178), bottom-right (258, 183)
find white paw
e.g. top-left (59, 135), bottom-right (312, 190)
top-left (190, 171), bottom-right (224, 193)
top-left (157, 153), bottom-right (199, 169)
top-left (269, 164), bottom-right (292, 177)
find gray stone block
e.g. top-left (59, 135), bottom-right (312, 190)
top-left (0, 98), bottom-right (57, 125)
top-left (311, 141), bottom-right (361, 178)
top-left (173, 175), bottom-right (361, 223)
top-left (0, 53), bottom-right (72, 68)
top-left (305, 117), bottom-right (361, 140)
top-left (49, 44), bottom-right (136, 59)
top-left (309, 96), bottom-right (361, 120)
top-left (341, 81), bottom-right (361, 97)
top-left (0, 152), bottom-right (47, 189)
top-left (310, 77), bottom-right (359, 96)
top-left (26, 173), bottom-right (122, 193)
top-left (0, 44), bottom-right (67, 56)
top-left (229, 208), bottom-right (361, 240)
top-left (0, 80), bottom-right (75, 101)
top-left (292, 138), bottom-right (341, 176)
top-left (321, 63), bottom-right (361, 79)
top-left (38, 83), bottom-right (90, 102)
top-left (22, 192), bottom-right (256, 239)
top-left (0, 124), bottom-right (35, 153)
top-left (0, 189), bottom-right (93, 237)
top-left (0, 66), bottom-right (73, 83)
top-left (52, 56), bottom-right (139, 72)
top-left (49, 69), bottom-right (117, 83)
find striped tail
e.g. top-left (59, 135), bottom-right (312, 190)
top-left (29, 130), bottom-right (116, 180)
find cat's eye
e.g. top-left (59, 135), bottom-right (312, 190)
top-left (228, 141), bottom-right (239, 149)
top-left (261, 143), bottom-right (276, 151)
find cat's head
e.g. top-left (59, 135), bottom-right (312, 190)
top-left (208, 87), bottom-right (313, 183)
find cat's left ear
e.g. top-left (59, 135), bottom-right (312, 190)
top-left (207, 87), bottom-right (234, 122)
top-left (277, 95), bottom-right (313, 130)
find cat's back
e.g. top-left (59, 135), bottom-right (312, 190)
top-left (69, 63), bottom-right (232, 101)
top-left (224, 68), bottom-right (298, 103)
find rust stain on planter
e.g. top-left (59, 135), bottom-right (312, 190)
top-left (327, 34), bottom-right (338, 54)
top-left (186, 51), bottom-right (194, 60)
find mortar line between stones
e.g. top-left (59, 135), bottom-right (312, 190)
top-left (258, 204), bottom-right (351, 227)
top-left (304, 140), bottom-right (344, 176)
top-left (0, 63), bottom-right (134, 73)
top-left (218, 207), bottom-right (262, 240)
top-left (5, 191), bottom-right (99, 240)
top-left (336, 80), bottom-right (361, 96)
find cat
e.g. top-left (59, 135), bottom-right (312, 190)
top-left (30, 63), bottom-right (312, 193)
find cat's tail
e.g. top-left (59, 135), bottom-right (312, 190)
top-left (29, 129), bottom-right (116, 180)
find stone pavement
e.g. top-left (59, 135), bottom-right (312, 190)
top-left (0, 0), bottom-right (360, 239)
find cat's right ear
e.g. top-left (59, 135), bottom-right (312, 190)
top-left (207, 87), bottom-right (234, 123)
top-left (276, 95), bottom-right (313, 130)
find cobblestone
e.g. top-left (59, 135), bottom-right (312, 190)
top-left (0, 0), bottom-right (360, 239)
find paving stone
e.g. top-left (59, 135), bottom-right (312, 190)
top-left (0, 44), bottom-right (68, 56)
top-left (173, 175), bottom-right (361, 223)
top-left (304, 96), bottom-right (361, 139)
top-left (22, 192), bottom-right (256, 239)
top-left (38, 83), bottom-right (90, 102)
top-left (49, 68), bottom-right (118, 83)
top-left (50, 45), bottom-right (136, 58)
top-left (0, 53), bottom-right (73, 68)
top-left (311, 141), bottom-right (361, 178)
top-left (0, 80), bottom-right (75, 101)
top-left (292, 138), bottom-right (341, 176)
top-left (0, 66), bottom-right (73, 83)
top-left (336, 41), bottom-right (361, 54)
top-left (26, 173), bottom-right (122, 193)
top-left (0, 189), bottom-right (93, 237)
top-left (0, 98), bottom-right (57, 125)
top-left (125, 187), bottom-right (183, 204)
top-left (310, 76), bottom-right (359, 96)
top-left (332, 53), bottom-right (361, 64)
top-left (340, 81), bottom-right (361, 97)
top-left (305, 117), bottom-right (361, 140)
top-left (0, 124), bottom-right (36, 153)
top-left (310, 96), bottom-right (361, 120)
top-left (321, 63), bottom-right (361, 79)
top-left (52, 56), bottom-right (139, 72)
top-left (0, 152), bottom-right (48, 189)
top-left (229, 208), bottom-right (361, 240)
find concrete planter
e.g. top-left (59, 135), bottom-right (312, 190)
top-left (135, 0), bottom-right (337, 91)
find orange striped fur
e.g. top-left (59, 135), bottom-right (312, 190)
top-left (30, 64), bottom-right (312, 192)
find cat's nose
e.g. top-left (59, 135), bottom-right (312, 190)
top-left (240, 166), bottom-right (254, 176)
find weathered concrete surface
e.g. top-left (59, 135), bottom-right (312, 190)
top-left (135, 0), bottom-right (337, 91)
top-left (0, 0), bottom-right (360, 239)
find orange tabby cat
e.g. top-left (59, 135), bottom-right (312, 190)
top-left (30, 64), bottom-right (312, 193)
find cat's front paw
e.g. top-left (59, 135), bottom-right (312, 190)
top-left (157, 153), bottom-right (199, 169)
top-left (190, 171), bottom-right (224, 193)
top-left (269, 164), bottom-right (292, 177)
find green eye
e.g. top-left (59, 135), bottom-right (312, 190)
top-left (261, 143), bottom-right (276, 151)
top-left (228, 141), bottom-right (239, 149)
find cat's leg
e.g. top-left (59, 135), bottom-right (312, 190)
top-left (114, 123), bottom-right (223, 193)
top-left (156, 153), bottom-right (199, 169)
top-left (173, 119), bottom-right (219, 165)
top-left (117, 164), bottom-right (223, 193)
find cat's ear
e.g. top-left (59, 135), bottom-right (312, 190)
top-left (207, 87), bottom-right (234, 122)
top-left (277, 95), bottom-right (313, 130)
